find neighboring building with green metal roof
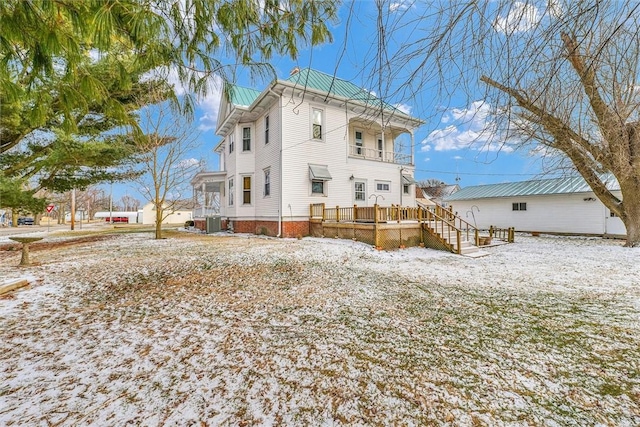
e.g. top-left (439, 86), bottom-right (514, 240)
top-left (445, 175), bottom-right (620, 201)
top-left (442, 176), bottom-right (625, 238)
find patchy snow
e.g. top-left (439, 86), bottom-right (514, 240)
top-left (1, 231), bottom-right (639, 426)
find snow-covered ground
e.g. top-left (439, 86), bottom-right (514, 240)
top-left (1, 231), bottom-right (639, 426)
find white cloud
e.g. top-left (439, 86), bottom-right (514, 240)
top-left (493, 2), bottom-right (540, 34)
top-left (177, 158), bottom-right (201, 168)
top-left (197, 80), bottom-right (223, 132)
top-left (390, 1), bottom-right (411, 13)
top-left (394, 103), bottom-right (412, 115)
top-left (421, 101), bottom-right (512, 153)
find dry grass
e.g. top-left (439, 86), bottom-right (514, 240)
top-left (1, 230), bottom-right (639, 426)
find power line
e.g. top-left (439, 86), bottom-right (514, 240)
top-left (414, 168), bottom-right (553, 177)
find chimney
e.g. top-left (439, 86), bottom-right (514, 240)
top-left (290, 66), bottom-right (300, 76)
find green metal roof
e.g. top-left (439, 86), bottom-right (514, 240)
top-left (225, 69), bottom-right (418, 119)
top-left (286, 68), bottom-right (402, 114)
top-left (444, 175), bottom-right (620, 201)
top-left (228, 85), bottom-right (262, 107)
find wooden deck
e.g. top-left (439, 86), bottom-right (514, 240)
top-left (310, 203), bottom-right (514, 254)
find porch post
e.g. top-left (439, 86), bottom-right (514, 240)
top-left (410, 130), bottom-right (415, 165)
top-left (201, 182), bottom-right (206, 217)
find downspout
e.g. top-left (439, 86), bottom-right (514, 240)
top-left (400, 167), bottom-right (404, 206)
top-left (270, 87), bottom-right (283, 237)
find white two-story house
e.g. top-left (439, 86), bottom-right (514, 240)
top-left (191, 68), bottom-right (424, 237)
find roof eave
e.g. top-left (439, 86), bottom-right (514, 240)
top-left (274, 79), bottom-right (425, 129)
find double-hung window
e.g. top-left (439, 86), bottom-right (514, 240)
top-left (312, 108), bottom-right (323, 140)
top-left (355, 130), bottom-right (363, 155)
top-left (264, 116), bottom-right (270, 145)
top-left (264, 169), bottom-right (271, 197)
top-left (242, 127), bottom-right (251, 151)
top-left (228, 134), bottom-right (235, 153)
top-left (354, 182), bottom-right (366, 201)
top-left (377, 138), bottom-right (383, 158)
top-left (228, 178), bottom-right (234, 206)
top-left (243, 176), bottom-right (252, 204)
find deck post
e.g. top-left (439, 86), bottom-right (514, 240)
top-left (475, 229), bottom-right (479, 246)
top-left (489, 225), bottom-right (494, 237)
top-left (309, 204), bottom-right (313, 219)
top-left (321, 203), bottom-right (325, 221)
top-left (397, 205), bottom-right (401, 223)
top-left (336, 206), bottom-right (340, 222)
top-left (508, 227), bottom-right (515, 243)
top-left (353, 205), bottom-right (358, 222)
top-left (456, 229), bottom-right (462, 254)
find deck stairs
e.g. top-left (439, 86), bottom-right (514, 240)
top-left (420, 206), bottom-right (488, 257)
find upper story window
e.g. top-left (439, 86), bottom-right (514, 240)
top-left (228, 178), bottom-right (234, 206)
top-left (355, 130), bottom-right (363, 154)
top-left (264, 168), bottom-right (271, 197)
top-left (265, 115), bottom-right (270, 145)
top-left (403, 184), bottom-right (410, 194)
top-left (242, 127), bottom-right (251, 151)
top-left (512, 202), bottom-right (527, 211)
top-left (243, 176), bottom-right (252, 205)
top-left (312, 108), bottom-right (323, 140)
top-left (377, 138), bottom-right (383, 158)
top-left (228, 133), bottom-right (235, 153)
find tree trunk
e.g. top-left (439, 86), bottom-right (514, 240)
top-left (621, 183), bottom-right (640, 247)
top-left (155, 206), bottom-right (163, 239)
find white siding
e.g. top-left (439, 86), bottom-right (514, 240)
top-left (254, 103), bottom-right (281, 219)
top-left (448, 192), bottom-right (628, 236)
top-left (279, 94), bottom-right (415, 220)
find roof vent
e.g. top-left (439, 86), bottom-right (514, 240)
top-left (289, 66), bottom-right (300, 76)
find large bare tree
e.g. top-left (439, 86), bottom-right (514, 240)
top-left (359, 0), bottom-right (640, 246)
top-left (134, 95), bottom-right (202, 239)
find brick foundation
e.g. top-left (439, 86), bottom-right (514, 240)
top-left (194, 218), bottom-right (309, 238)
top-left (281, 221), bottom-right (310, 238)
top-left (194, 219), bottom-right (228, 233)
top-left (228, 220), bottom-right (309, 238)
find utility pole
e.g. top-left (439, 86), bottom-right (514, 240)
top-left (71, 188), bottom-right (76, 231)
top-left (109, 182), bottom-right (113, 224)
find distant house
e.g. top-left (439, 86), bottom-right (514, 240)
top-left (192, 68), bottom-right (424, 237)
top-left (140, 202), bottom-right (194, 225)
top-left (443, 176), bottom-right (626, 237)
top-left (420, 183), bottom-right (460, 205)
top-left (415, 186), bottom-right (435, 208)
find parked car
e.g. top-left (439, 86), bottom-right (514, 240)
top-left (17, 217), bottom-right (35, 225)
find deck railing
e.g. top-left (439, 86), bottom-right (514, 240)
top-left (348, 145), bottom-right (413, 166)
top-left (310, 202), bottom-right (495, 254)
top-left (490, 225), bottom-right (515, 243)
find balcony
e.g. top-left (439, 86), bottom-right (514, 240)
top-left (348, 144), bottom-right (412, 165)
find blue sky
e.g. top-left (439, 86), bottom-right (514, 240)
top-left (111, 0), bottom-right (550, 204)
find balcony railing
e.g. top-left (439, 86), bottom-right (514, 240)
top-left (348, 144), bottom-right (412, 165)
